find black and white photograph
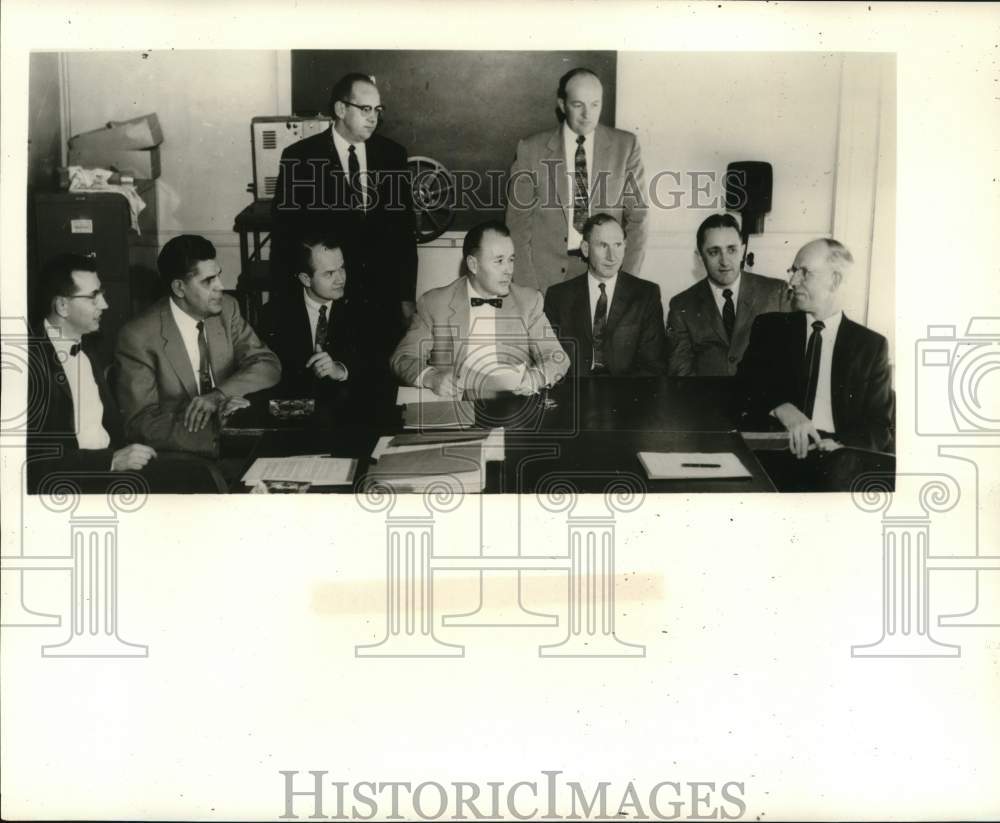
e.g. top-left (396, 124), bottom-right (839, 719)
top-left (1, 2), bottom-right (997, 821)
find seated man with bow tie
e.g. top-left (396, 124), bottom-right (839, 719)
top-left (390, 221), bottom-right (569, 397)
top-left (26, 253), bottom-right (158, 493)
top-left (737, 238), bottom-right (894, 460)
top-left (115, 235), bottom-right (281, 456)
top-left (258, 227), bottom-right (360, 400)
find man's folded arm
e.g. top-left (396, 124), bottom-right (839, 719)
top-left (665, 303), bottom-right (696, 377)
top-left (390, 300), bottom-right (434, 386)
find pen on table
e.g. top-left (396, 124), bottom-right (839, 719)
top-left (681, 462), bottom-right (721, 468)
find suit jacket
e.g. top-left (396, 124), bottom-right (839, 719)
top-left (115, 295), bottom-right (281, 455)
top-left (506, 123), bottom-right (648, 293)
top-left (543, 271), bottom-right (665, 377)
top-left (737, 311), bottom-right (894, 451)
top-left (257, 289), bottom-right (360, 398)
top-left (391, 277), bottom-right (570, 389)
top-left (271, 128), bottom-right (418, 308)
top-left (25, 331), bottom-right (123, 492)
top-left (666, 271), bottom-right (791, 376)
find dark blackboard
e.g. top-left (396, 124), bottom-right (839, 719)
top-left (292, 50), bottom-right (616, 230)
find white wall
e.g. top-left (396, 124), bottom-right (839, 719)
top-left (65, 50), bottom-right (283, 288)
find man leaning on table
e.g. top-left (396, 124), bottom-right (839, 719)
top-left (737, 238), bottom-right (894, 457)
top-left (390, 220), bottom-right (570, 397)
top-left (115, 234), bottom-right (281, 456)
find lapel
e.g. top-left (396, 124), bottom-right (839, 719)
top-left (788, 312), bottom-right (809, 400)
top-left (160, 299), bottom-right (199, 399)
top-left (604, 271), bottom-right (631, 334)
top-left (204, 311), bottom-right (228, 381)
top-left (733, 272), bottom-right (758, 342)
top-left (830, 313), bottom-right (853, 428)
top-left (293, 289), bottom-right (316, 356)
top-left (39, 334), bottom-right (73, 403)
top-left (592, 125), bottom-right (611, 209)
top-left (572, 275), bottom-right (594, 346)
top-left (546, 128), bottom-right (569, 224)
top-left (697, 278), bottom-right (729, 344)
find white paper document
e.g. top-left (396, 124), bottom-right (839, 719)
top-left (637, 451), bottom-right (751, 480)
top-left (241, 455), bottom-right (357, 486)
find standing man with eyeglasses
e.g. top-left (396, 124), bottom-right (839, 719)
top-left (506, 67), bottom-right (648, 294)
top-left (272, 72), bottom-right (417, 367)
top-left (26, 253), bottom-right (158, 493)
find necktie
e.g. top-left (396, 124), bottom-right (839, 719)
top-left (572, 134), bottom-right (589, 234)
top-left (802, 320), bottom-right (825, 418)
top-left (722, 288), bottom-right (736, 341)
top-left (592, 282), bottom-right (608, 370)
top-left (195, 320), bottom-right (214, 395)
top-left (68, 343), bottom-right (81, 357)
top-left (315, 304), bottom-right (329, 351)
top-left (470, 297), bottom-right (503, 308)
top-left (347, 144), bottom-right (363, 211)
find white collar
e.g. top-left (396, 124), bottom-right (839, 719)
top-left (588, 271), bottom-right (618, 290)
top-left (303, 288), bottom-right (333, 313)
top-left (562, 123), bottom-right (595, 153)
top-left (332, 125), bottom-right (363, 156)
top-left (806, 309), bottom-right (844, 333)
top-left (707, 272), bottom-right (742, 300)
top-left (44, 318), bottom-right (81, 346)
top-left (169, 296), bottom-right (205, 334)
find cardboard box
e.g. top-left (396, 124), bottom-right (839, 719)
top-left (68, 113), bottom-right (163, 151)
top-left (68, 145), bottom-right (161, 179)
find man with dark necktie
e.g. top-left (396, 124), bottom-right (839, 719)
top-left (258, 229), bottom-right (362, 400)
top-left (737, 238), bottom-right (894, 458)
top-left (506, 67), bottom-right (647, 294)
top-left (666, 213), bottom-right (790, 376)
top-left (272, 72), bottom-right (417, 359)
top-left (543, 213), bottom-right (665, 377)
top-left (115, 235), bottom-right (281, 456)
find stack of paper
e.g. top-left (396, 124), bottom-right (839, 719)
top-left (364, 443), bottom-right (486, 493)
top-left (241, 455), bottom-right (357, 487)
top-left (637, 452), bottom-right (751, 480)
top-left (403, 400), bottom-right (476, 429)
top-left (372, 428), bottom-right (505, 463)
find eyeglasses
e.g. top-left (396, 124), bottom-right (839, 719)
top-left (63, 288), bottom-right (106, 301)
top-left (339, 100), bottom-right (386, 116)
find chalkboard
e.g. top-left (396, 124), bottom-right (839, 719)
top-left (292, 50), bottom-right (617, 230)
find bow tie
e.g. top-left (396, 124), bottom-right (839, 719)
top-left (68, 343), bottom-right (81, 357)
top-left (470, 297), bottom-right (502, 308)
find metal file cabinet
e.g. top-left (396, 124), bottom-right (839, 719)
top-left (33, 182), bottom-right (159, 357)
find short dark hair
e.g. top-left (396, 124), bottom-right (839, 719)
top-left (462, 220), bottom-right (511, 263)
top-left (329, 73), bottom-right (376, 118)
top-left (290, 228), bottom-right (344, 279)
top-left (157, 234), bottom-right (217, 288)
top-left (557, 67), bottom-right (601, 102)
top-left (39, 253), bottom-right (97, 316)
top-left (696, 213), bottom-right (742, 252)
top-left (581, 213), bottom-right (624, 245)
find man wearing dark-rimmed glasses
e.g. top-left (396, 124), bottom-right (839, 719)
top-left (272, 72), bottom-right (417, 369)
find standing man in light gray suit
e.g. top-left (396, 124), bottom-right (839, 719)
top-left (666, 213), bottom-right (790, 376)
top-left (506, 67), bottom-right (647, 294)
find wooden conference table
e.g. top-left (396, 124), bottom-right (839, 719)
top-left (221, 377), bottom-right (781, 493)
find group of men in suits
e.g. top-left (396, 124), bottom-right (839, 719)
top-left (25, 66), bottom-right (893, 493)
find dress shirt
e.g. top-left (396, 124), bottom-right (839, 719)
top-left (804, 309), bottom-right (843, 434)
top-left (708, 273), bottom-right (742, 318)
top-left (331, 126), bottom-right (369, 204)
top-left (302, 288), bottom-right (334, 350)
top-left (44, 320), bottom-right (110, 449)
top-left (169, 298), bottom-right (214, 390)
top-left (563, 124), bottom-right (595, 252)
top-left (462, 278), bottom-right (501, 384)
top-left (588, 272), bottom-right (619, 321)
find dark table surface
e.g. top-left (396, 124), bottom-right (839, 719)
top-left (221, 377), bottom-right (781, 493)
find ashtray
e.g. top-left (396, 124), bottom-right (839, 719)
top-left (257, 479), bottom-right (312, 493)
top-left (268, 399), bottom-right (316, 420)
